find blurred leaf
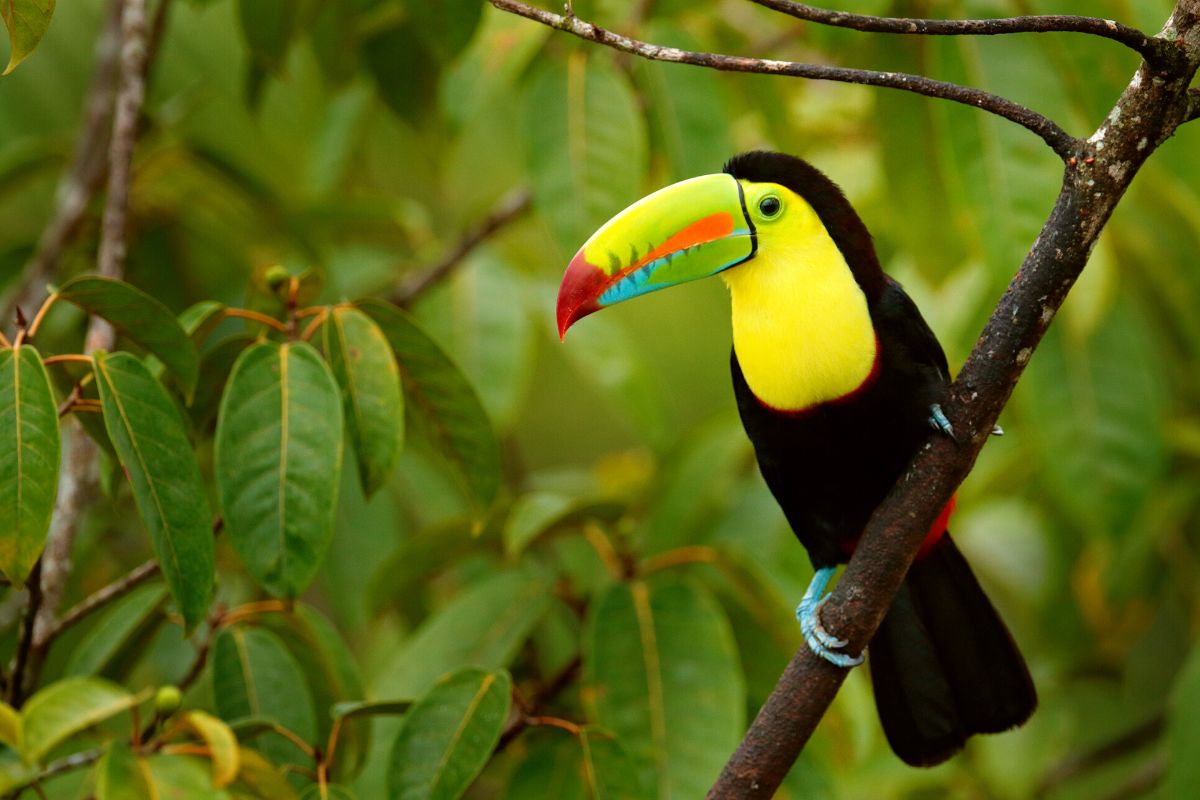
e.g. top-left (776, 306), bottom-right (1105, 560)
top-left (362, 22), bottom-right (439, 120)
top-left (21, 677), bottom-right (137, 764)
top-left (0, 703), bottom-right (19, 750)
top-left (507, 728), bottom-right (651, 800)
top-left (216, 341), bottom-right (344, 597)
top-left (323, 306), bottom-right (403, 498)
top-left (1, 0), bottom-right (55, 75)
top-left (0, 751), bottom-right (33, 796)
top-left (237, 0), bottom-right (296, 73)
top-left (233, 747), bottom-right (299, 800)
top-left (386, 667), bottom-right (511, 800)
top-left (1164, 643), bottom-right (1200, 797)
top-left (585, 578), bottom-right (744, 798)
top-left (414, 254), bottom-right (535, 430)
top-left (522, 52), bottom-right (647, 255)
top-left (94, 352), bottom-right (214, 631)
top-left (375, 570), bottom-right (551, 699)
top-left (359, 298), bottom-right (500, 512)
top-left (58, 276), bottom-right (199, 397)
top-left (411, 0), bottom-right (483, 63)
top-left (300, 785), bottom-right (358, 800)
top-left (635, 25), bottom-right (732, 178)
top-left (64, 583), bottom-right (168, 678)
top-left (0, 345), bottom-right (59, 586)
top-left (95, 741), bottom-right (153, 800)
top-left (333, 699), bottom-right (412, 722)
top-left (211, 626), bottom-right (317, 767)
top-left (503, 491), bottom-right (575, 556)
top-left (179, 300), bottom-right (227, 342)
top-left (182, 710), bottom-right (240, 788)
top-left (1019, 300), bottom-right (1168, 537)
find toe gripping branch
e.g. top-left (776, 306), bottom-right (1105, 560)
top-left (796, 566), bottom-right (864, 668)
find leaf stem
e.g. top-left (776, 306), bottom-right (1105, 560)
top-left (300, 308), bottom-right (328, 341)
top-left (25, 293), bottom-right (60, 341)
top-left (222, 307), bottom-right (290, 333)
top-left (43, 354), bottom-right (96, 366)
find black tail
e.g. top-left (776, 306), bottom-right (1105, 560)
top-left (868, 534), bottom-right (1036, 766)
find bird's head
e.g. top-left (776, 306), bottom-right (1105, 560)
top-left (555, 151), bottom-right (885, 338)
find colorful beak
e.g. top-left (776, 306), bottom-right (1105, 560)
top-left (556, 173), bottom-right (757, 338)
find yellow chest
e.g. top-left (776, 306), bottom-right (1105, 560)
top-left (722, 232), bottom-right (878, 412)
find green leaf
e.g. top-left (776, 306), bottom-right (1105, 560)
top-left (21, 677), bottom-right (138, 764)
top-left (585, 579), bottom-right (745, 798)
top-left (232, 747), bottom-right (299, 800)
top-left (237, 0), bottom-right (296, 73)
top-left (216, 341), bottom-right (344, 597)
top-left (358, 299), bottom-right (500, 511)
top-left (363, 22), bottom-right (439, 120)
top-left (300, 784), bottom-right (358, 800)
top-left (94, 352), bottom-right (214, 631)
top-left (0, 346), bottom-right (60, 586)
top-left (323, 307), bottom-right (403, 498)
top-left (410, 0), bottom-right (483, 63)
top-left (182, 710), bottom-right (240, 788)
top-left (387, 668), bottom-right (511, 800)
top-left (508, 729), bottom-right (651, 800)
top-left (64, 583), bottom-right (168, 678)
top-left (1, 0), bottom-right (55, 75)
top-left (189, 334), bottom-right (255, 428)
top-left (635, 24), bottom-right (732, 179)
top-left (57, 276), bottom-right (199, 396)
top-left (95, 741), bottom-right (154, 800)
top-left (374, 570), bottom-right (551, 700)
top-left (332, 699), bottom-right (413, 722)
top-left (522, 54), bottom-right (647, 255)
top-left (0, 702), bottom-right (19, 750)
top-left (211, 626), bottom-right (317, 768)
top-left (1165, 643), bottom-right (1200, 797)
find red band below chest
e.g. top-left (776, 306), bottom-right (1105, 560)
top-left (839, 494), bottom-right (957, 561)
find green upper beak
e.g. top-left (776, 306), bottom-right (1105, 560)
top-left (556, 173), bottom-right (757, 338)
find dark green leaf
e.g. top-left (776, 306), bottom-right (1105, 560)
top-left (323, 307), bottom-right (403, 497)
top-left (375, 570), bottom-right (551, 699)
top-left (58, 276), bottom-right (199, 396)
top-left (1165, 643), bottom-right (1200, 796)
top-left (300, 784), bottom-right (358, 800)
top-left (189, 334), bottom-right (255, 428)
top-left (522, 55), bottom-right (647, 255)
top-left (95, 741), bottom-right (154, 800)
top-left (237, 0), bottom-right (296, 73)
top-left (1, 0), bottom-right (55, 75)
top-left (216, 341), bottom-right (344, 597)
top-left (508, 729), bottom-right (651, 800)
top-left (387, 668), bottom-right (511, 800)
top-left (0, 345), bottom-right (60, 586)
top-left (410, 0), bottom-right (483, 63)
top-left (64, 583), bottom-right (168, 678)
top-left (211, 626), bottom-right (317, 768)
top-left (359, 299), bottom-right (500, 511)
top-left (585, 579), bottom-right (744, 797)
top-left (21, 677), bottom-right (138, 764)
top-left (332, 699), bottom-right (412, 722)
top-left (94, 352), bottom-right (214, 631)
top-left (362, 23), bottom-right (439, 120)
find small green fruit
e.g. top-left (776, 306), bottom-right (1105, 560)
top-left (155, 685), bottom-right (182, 716)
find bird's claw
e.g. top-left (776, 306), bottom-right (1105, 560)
top-left (928, 403), bottom-right (957, 441)
top-left (796, 567), bottom-right (864, 668)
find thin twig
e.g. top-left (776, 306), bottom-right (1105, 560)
top-left (7, 561), bottom-right (43, 705)
top-left (0, 329), bottom-right (10, 348)
top-left (487, 1), bottom-right (1078, 158)
top-left (392, 187), bottom-right (533, 306)
top-left (1097, 756), bottom-right (1166, 800)
top-left (42, 354), bottom-right (95, 366)
top-left (749, 1), bottom-right (1164, 62)
top-left (47, 558), bottom-right (161, 642)
top-left (222, 306), bottom-right (290, 333)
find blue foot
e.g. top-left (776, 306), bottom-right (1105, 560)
top-left (928, 403), bottom-right (956, 441)
top-left (796, 566), bottom-right (864, 668)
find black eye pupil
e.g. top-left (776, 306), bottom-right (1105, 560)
top-left (760, 196), bottom-right (780, 216)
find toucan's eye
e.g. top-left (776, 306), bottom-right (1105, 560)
top-left (758, 195), bottom-right (782, 218)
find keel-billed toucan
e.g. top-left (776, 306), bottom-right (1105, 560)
top-left (556, 151), bottom-right (1036, 766)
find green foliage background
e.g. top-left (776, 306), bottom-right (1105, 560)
top-left (1, 0), bottom-right (1199, 798)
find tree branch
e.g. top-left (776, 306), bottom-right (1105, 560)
top-left (1187, 87), bottom-right (1200, 122)
top-left (706, 2), bottom-right (1200, 795)
top-left (391, 187), bottom-right (532, 307)
top-left (749, 1), bottom-right (1165, 63)
top-left (1, 0), bottom-right (125, 326)
top-left (487, 0), bottom-right (1078, 159)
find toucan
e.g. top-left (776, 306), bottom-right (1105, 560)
top-left (556, 151), bottom-right (1036, 766)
